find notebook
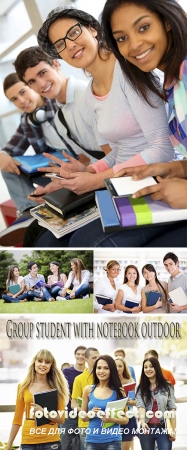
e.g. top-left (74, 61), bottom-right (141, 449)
top-left (103, 397), bottom-right (129, 428)
top-left (33, 389), bottom-right (58, 426)
top-left (44, 188), bottom-right (95, 218)
top-left (96, 189), bottom-right (187, 231)
top-left (8, 284), bottom-right (20, 294)
top-left (13, 149), bottom-right (76, 174)
top-left (146, 291), bottom-right (162, 306)
top-left (104, 176), bottom-right (157, 197)
top-left (125, 299), bottom-right (140, 309)
top-left (95, 294), bottom-right (113, 305)
top-left (168, 287), bottom-right (187, 306)
top-left (122, 381), bottom-right (136, 393)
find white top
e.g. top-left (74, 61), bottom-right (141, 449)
top-left (81, 61), bottom-right (174, 167)
top-left (94, 277), bottom-right (121, 314)
top-left (65, 269), bottom-right (90, 290)
top-left (118, 284), bottom-right (142, 306)
top-left (55, 76), bottom-right (105, 163)
top-left (9, 276), bottom-right (23, 285)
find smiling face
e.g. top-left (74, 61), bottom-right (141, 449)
top-left (107, 264), bottom-right (121, 279)
top-left (75, 349), bottom-right (86, 366)
top-left (23, 61), bottom-right (65, 102)
top-left (5, 81), bottom-right (42, 112)
top-left (71, 262), bottom-right (77, 272)
top-left (126, 267), bottom-right (138, 283)
top-left (143, 267), bottom-right (155, 282)
top-left (48, 18), bottom-right (98, 70)
top-left (163, 258), bottom-right (179, 277)
top-left (115, 358), bottom-right (125, 377)
top-left (49, 263), bottom-right (59, 273)
top-left (35, 357), bottom-right (52, 375)
top-left (110, 3), bottom-right (171, 72)
top-left (96, 358), bottom-right (110, 381)
top-left (144, 360), bottom-right (156, 379)
top-left (13, 267), bottom-right (20, 277)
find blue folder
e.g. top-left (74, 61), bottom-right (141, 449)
top-left (146, 291), bottom-right (162, 306)
top-left (13, 149), bottom-right (76, 174)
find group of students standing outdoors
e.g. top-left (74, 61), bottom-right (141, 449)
top-left (2, 258), bottom-right (90, 303)
top-left (0, 0), bottom-right (187, 247)
top-left (94, 252), bottom-right (187, 314)
top-left (5, 346), bottom-right (177, 450)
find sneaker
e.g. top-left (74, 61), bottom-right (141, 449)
top-left (56, 296), bottom-right (67, 301)
top-left (83, 294), bottom-right (90, 298)
top-left (48, 297), bottom-right (55, 302)
top-left (34, 297), bottom-right (42, 302)
top-left (0, 210), bottom-right (34, 247)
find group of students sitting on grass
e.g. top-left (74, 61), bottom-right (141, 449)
top-left (2, 258), bottom-right (90, 303)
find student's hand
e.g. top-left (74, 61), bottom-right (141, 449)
top-left (37, 151), bottom-right (87, 175)
top-left (0, 153), bottom-right (21, 174)
top-left (31, 402), bottom-right (44, 414)
top-left (131, 305), bottom-right (141, 314)
top-left (140, 422), bottom-right (150, 433)
top-left (103, 303), bottom-right (115, 312)
top-left (155, 299), bottom-right (163, 309)
top-left (114, 160), bottom-right (187, 180)
top-left (27, 181), bottom-right (63, 204)
top-left (171, 303), bottom-right (182, 313)
top-left (131, 178), bottom-right (187, 209)
top-left (49, 171), bottom-right (97, 195)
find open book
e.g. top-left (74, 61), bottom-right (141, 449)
top-left (30, 204), bottom-right (99, 239)
top-left (103, 397), bottom-right (129, 428)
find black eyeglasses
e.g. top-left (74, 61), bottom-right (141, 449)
top-left (52, 23), bottom-right (83, 53)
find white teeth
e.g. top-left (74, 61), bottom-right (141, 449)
top-left (43, 84), bottom-right (52, 93)
top-left (73, 50), bottom-right (83, 58)
top-left (136, 48), bottom-right (152, 59)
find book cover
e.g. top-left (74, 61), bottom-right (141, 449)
top-left (34, 389), bottom-right (58, 426)
top-left (43, 188), bottom-right (95, 218)
top-left (95, 294), bottom-right (113, 306)
top-left (146, 291), bottom-right (162, 307)
top-left (125, 299), bottom-right (140, 309)
top-left (103, 397), bottom-right (129, 428)
top-left (95, 190), bottom-right (120, 232)
top-left (122, 381), bottom-right (136, 394)
top-left (168, 287), bottom-right (187, 306)
top-left (77, 397), bottom-right (82, 407)
top-left (13, 150), bottom-right (73, 174)
top-left (30, 204), bottom-right (99, 239)
top-left (104, 176), bottom-right (156, 198)
top-left (8, 284), bottom-right (20, 295)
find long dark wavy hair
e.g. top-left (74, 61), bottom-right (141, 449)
top-left (137, 357), bottom-right (171, 404)
top-left (101, 0), bottom-right (187, 104)
top-left (49, 261), bottom-right (60, 281)
top-left (7, 265), bottom-right (19, 285)
top-left (93, 355), bottom-right (124, 399)
top-left (123, 264), bottom-right (140, 285)
top-left (142, 264), bottom-right (167, 299)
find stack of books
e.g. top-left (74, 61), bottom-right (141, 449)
top-left (95, 176), bottom-right (187, 232)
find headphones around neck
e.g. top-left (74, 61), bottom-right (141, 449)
top-left (27, 106), bottom-right (47, 127)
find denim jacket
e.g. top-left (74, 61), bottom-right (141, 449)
top-left (136, 384), bottom-right (176, 424)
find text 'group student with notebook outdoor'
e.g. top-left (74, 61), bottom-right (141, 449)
top-left (0, 0), bottom-right (187, 248)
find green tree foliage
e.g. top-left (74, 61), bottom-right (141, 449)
top-left (0, 251), bottom-right (17, 296)
top-left (19, 250), bottom-right (93, 280)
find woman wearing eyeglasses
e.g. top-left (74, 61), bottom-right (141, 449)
top-left (94, 260), bottom-right (121, 314)
top-left (37, 5), bottom-right (173, 197)
top-left (115, 265), bottom-right (142, 314)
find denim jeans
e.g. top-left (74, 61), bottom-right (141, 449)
top-left (2, 171), bottom-right (49, 213)
top-left (42, 285), bottom-right (62, 301)
top-left (35, 218), bottom-right (187, 248)
top-left (59, 284), bottom-right (90, 300)
top-left (2, 292), bottom-right (28, 303)
top-left (59, 417), bottom-right (80, 450)
top-left (21, 441), bottom-right (61, 450)
top-left (27, 290), bottom-right (43, 301)
top-left (139, 426), bottom-right (172, 450)
top-left (86, 442), bottom-right (121, 450)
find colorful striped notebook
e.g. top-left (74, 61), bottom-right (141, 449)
top-left (96, 190), bottom-right (187, 231)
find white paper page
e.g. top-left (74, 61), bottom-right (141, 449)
top-left (169, 287), bottom-right (187, 306)
top-left (111, 176), bottom-right (157, 196)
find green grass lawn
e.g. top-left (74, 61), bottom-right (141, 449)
top-left (0, 295), bottom-right (93, 314)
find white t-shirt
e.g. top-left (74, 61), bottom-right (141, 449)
top-left (118, 284), bottom-right (142, 308)
top-left (65, 270), bottom-right (90, 291)
top-left (94, 276), bottom-right (121, 314)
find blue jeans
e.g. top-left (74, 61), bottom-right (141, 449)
top-left (59, 284), bottom-right (90, 300)
top-left (35, 218), bottom-right (187, 247)
top-left (2, 292), bottom-right (28, 303)
top-left (86, 442), bottom-right (121, 450)
top-left (42, 286), bottom-right (62, 301)
top-left (21, 442), bottom-right (61, 450)
top-left (139, 426), bottom-right (172, 450)
top-left (27, 290), bottom-right (43, 301)
top-left (2, 171), bottom-right (49, 213)
top-left (59, 417), bottom-right (80, 450)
